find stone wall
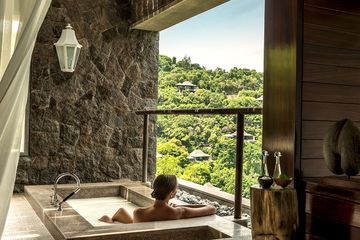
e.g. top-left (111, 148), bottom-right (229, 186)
top-left (15, 0), bottom-right (158, 191)
top-left (131, 0), bottom-right (175, 22)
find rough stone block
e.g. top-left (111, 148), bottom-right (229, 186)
top-left (60, 123), bottom-right (80, 146)
top-left (31, 156), bottom-right (49, 170)
top-left (16, 0), bottom-right (158, 190)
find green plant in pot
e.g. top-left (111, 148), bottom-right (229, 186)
top-left (274, 174), bottom-right (292, 188)
top-left (258, 150), bottom-right (273, 189)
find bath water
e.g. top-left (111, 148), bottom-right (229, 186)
top-left (67, 197), bottom-right (139, 227)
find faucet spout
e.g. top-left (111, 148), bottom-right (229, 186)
top-left (51, 172), bottom-right (81, 208)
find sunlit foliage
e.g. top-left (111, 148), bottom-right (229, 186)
top-left (156, 55), bottom-right (263, 198)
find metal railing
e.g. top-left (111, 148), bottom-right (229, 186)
top-left (135, 107), bottom-right (262, 219)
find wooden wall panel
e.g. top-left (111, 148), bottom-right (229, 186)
top-left (303, 63), bottom-right (360, 86)
top-left (302, 120), bottom-right (360, 140)
top-left (302, 121), bottom-right (332, 140)
top-left (301, 1), bottom-right (360, 179)
top-left (304, 6), bottom-right (360, 35)
top-left (303, 82), bottom-right (360, 104)
top-left (301, 159), bottom-right (332, 177)
top-left (304, 0), bottom-right (360, 14)
top-left (304, 44), bottom-right (360, 68)
top-left (304, 23), bottom-right (360, 50)
top-left (303, 102), bottom-right (360, 121)
top-left (298, 1), bottom-right (360, 239)
top-left (301, 0), bottom-right (360, 178)
top-left (263, 0), bottom-right (300, 177)
top-left (301, 140), bottom-right (323, 159)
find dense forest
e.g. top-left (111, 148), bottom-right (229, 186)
top-left (156, 55), bottom-right (263, 198)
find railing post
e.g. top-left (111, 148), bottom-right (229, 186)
top-left (142, 114), bottom-right (149, 183)
top-left (234, 113), bottom-right (244, 219)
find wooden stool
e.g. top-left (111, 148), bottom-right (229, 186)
top-left (250, 185), bottom-right (299, 240)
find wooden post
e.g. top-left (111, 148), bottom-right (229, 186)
top-left (251, 185), bottom-right (299, 239)
top-left (234, 113), bottom-right (244, 219)
top-left (142, 114), bottom-right (149, 183)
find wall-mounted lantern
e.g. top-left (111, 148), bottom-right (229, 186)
top-left (54, 24), bottom-right (82, 72)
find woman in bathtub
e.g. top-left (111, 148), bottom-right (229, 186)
top-left (99, 174), bottom-right (216, 223)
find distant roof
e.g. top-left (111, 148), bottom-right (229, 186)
top-left (225, 131), bottom-right (254, 138)
top-left (221, 126), bottom-right (232, 132)
top-left (189, 149), bottom-right (211, 158)
top-left (156, 153), bottom-right (164, 158)
top-left (226, 94), bottom-right (238, 99)
top-left (233, 131), bottom-right (254, 137)
top-left (224, 133), bottom-right (234, 138)
top-left (175, 81), bottom-right (197, 87)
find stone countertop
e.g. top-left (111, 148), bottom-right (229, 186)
top-left (25, 180), bottom-right (252, 240)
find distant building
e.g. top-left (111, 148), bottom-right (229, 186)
top-left (156, 153), bottom-right (164, 158)
top-left (224, 131), bottom-right (256, 142)
top-left (226, 94), bottom-right (238, 99)
top-left (221, 126), bottom-right (232, 132)
top-left (175, 81), bottom-right (198, 92)
top-left (187, 149), bottom-right (211, 161)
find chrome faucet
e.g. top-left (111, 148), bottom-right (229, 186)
top-left (51, 172), bottom-right (81, 211)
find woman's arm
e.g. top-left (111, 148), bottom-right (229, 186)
top-left (112, 208), bottom-right (133, 223)
top-left (171, 203), bottom-right (208, 208)
top-left (176, 205), bottom-right (216, 219)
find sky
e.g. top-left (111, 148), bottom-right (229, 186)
top-left (159, 0), bottom-right (264, 72)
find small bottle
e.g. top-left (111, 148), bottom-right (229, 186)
top-left (273, 152), bottom-right (282, 179)
top-left (258, 150), bottom-right (273, 189)
top-left (262, 150), bottom-right (270, 176)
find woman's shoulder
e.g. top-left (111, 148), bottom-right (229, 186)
top-left (133, 207), bottom-right (151, 222)
top-left (166, 205), bottom-right (184, 219)
top-left (133, 206), bottom-right (150, 215)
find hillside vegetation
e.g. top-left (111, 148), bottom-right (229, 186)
top-left (156, 55), bottom-right (263, 198)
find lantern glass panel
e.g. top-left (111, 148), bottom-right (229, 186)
top-left (66, 46), bottom-right (75, 70)
top-left (73, 48), bottom-right (80, 70)
top-left (55, 46), bottom-right (65, 69)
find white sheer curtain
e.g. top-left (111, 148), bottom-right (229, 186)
top-left (0, 0), bottom-right (51, 236)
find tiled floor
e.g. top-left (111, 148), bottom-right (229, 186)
top-left (2, 194), bottom-right (54, 240)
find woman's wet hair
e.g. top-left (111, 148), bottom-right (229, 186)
top-left (151, 174), bottom-right (177, 200)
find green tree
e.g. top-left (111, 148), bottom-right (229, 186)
top-left (156, 155), bottom-right (182, 175)
top-left (181, 161), bottom-right (211, 184)
top-left (156, 54), bottom-right (263, 198)
top-left (157, 138), bottom-right (188, 159)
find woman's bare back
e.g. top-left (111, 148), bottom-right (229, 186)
top-left (133, 205), bottom-right (178, 222)
top-left (133, 203), bottom-right (216, 223)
